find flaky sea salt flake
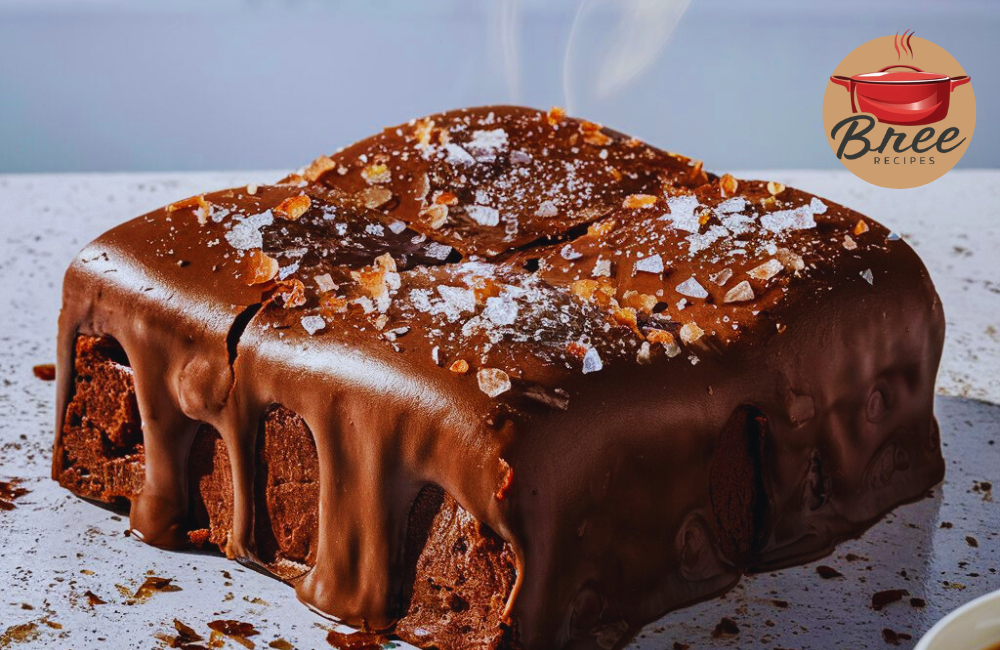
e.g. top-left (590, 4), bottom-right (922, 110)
top-left (477, 368), bottom-right (512, 397)
top-left (534, 200), bottom-right (558, 218)
top-left (809, 197), bottom-right (827, 214)
top-left (724, 280), bottom-right (755, 303)
top-left (664, 195), bottom-right (702, 233)
top-left (676, 277), bottom-right (708, 299)
top-left (749, 258), bottom-right (783, 281)
top-left (582, 348), bottom-right (603, 374)
top-left (484, 296), bottom-right (519, 326)
top-left (225, 211), bottom-right (274, 250)
top-left (710, 268), bottom-right (733, 285)
top-left (445, 143), bottom-right (475, 165)
top-left (560, 245), bottom-right (582, 261)
top-left (633, 254), bottom-right (664, 275)
top-left (425, 242), bottom-right (453, 260)
top-left (467, 205), bottom-right (500, 227)
top-left (300, 315), bottom-right (326, 335)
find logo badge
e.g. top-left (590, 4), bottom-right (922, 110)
top-left (823, 34), bottom-right (975, 189)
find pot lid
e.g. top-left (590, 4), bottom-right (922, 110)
top-left (852, 70), bottom-right (949, 84)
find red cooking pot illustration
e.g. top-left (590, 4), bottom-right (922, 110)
top-left (830, 64), bottom-right (971, 126)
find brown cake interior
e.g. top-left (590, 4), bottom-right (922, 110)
top-left (58, 334), bottom-right (519, 650)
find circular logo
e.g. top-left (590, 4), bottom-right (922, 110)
top-left (823, 34), bottom-right (975, 189)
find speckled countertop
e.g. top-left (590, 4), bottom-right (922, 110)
top-left (0, 171), bottom-right (997, 650)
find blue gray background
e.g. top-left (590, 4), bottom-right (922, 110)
top-left (0, 0), bottom-right (996, 173)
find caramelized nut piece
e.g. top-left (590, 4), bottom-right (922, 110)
top-left (414, 173), bottom-right (430, 200)
top-left (719, 174), bottom-right (739, 198)
top-left (854, 219), bottom-right (869, 235)
top-left (679, 322), bottom-right (704, 345)
top-left (449, 359), bottom-right (469, 374)
top-left (319, 294), bottom-right (348, 316)
top-left (362, 163), bottom-right (391, 185)
top-left (275, 278), bottom-right (307, 309)
top-left (587, 218), bottom-right (617, 237)
top-left (414, 118), bottom-right (436, 149)
top-left (167, 195), bottom-right (211, 225)
top-left (351, 253), bottom-right (398, 299)
top-left (622, 194), bottom-right (658, 209)
top-left (565, 341), bottom-right (589, 359)
top-left (580, 120), bottom-right (612, 146)
top-left (360, 186), bottom-right (393, 209)
top-left (687, 160), bottom-right (705, 183)
top-left (495, 458), bottom-right (514, 500)
top-left (546, 106), bottom-right (566, 126)
top-left (622, 290), bottom-right (657, 313)
top-left (646, 329), bottom-right (674, 346)
top-left (433, 190), bottom-right (458, 206)
top-left (246, 250), bottom-right (279, 285)
top-left (776, 247), bottom-right (805, 272)
top-left (274, 195), bottom-right (311, 221)
top-left (767, 181), bottom-right (786, 196)
top-left (303, 155), bottom-right (336, 182)
top-left (613, 307), bottom-right (641, 336)
top-left (314, 273), bottom-right (338, 293)
top-left (421, 203), bottom-right (449, 229)
top-left (470, 276), bottom-right (501, 304)
top-left (646, 329), bottom-right (681, 357)
top-left (594, 281), bottom-right (617, 306)
top-left (749, 259), bottom-right (783, 281)
top-left (570, 279), bottom-right (600, 302)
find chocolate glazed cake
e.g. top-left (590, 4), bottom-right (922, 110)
top-left (53, 106), bottom-right (945, 650)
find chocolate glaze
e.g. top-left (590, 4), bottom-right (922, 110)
top-left (54, 106), bottom-right (945, 650)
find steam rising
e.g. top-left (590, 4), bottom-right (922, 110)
top-left (497, 0), bottom-right (692, 113)
top-left (563, 0), bottom-right (692, 112)
top-left (894, 30), bottom-right (915, 60)
top-left (500, 0), bottom-right (521, 102)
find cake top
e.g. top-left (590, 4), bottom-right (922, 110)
top-left (99, 106), bottom-right (902, 406)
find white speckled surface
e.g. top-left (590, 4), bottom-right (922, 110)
top-left (0, 171), bottom-right (997, 650)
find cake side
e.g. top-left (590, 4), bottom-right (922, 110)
top-left (57, 335), bottom-right (521, 650)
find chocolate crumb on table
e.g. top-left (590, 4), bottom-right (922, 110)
top-left (32, 363), bottom-right (56, 381)
top-left (816, 565), bottom-right (844, 579)
top-left (871, 589), bottom-right (909, 612)
top-left (0, 479), bottom-right (30, 511)
top-left (712, 617), bottom-right (740, 637)
top-left (51, 106), bottom-right (947, 650)
top-left (881, 627), bottom-right (913, 645)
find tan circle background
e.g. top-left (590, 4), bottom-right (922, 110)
top-left (823, 36), bottom-right (975, 189)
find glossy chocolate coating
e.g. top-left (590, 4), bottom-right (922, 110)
top-left (54, 106), bottom-right (945, 650)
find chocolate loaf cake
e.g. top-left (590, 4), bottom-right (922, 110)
top-left (53, 106), bottom-right (946, 650)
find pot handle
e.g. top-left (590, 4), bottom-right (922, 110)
top-left (877, 64), bottom-right (925, 73)
top-left (829, 76), bottom-right (858, 113)
top-left (830, 75), bottom-right (852, 91)
top-left (950, 75), bottom-right (971, 91)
